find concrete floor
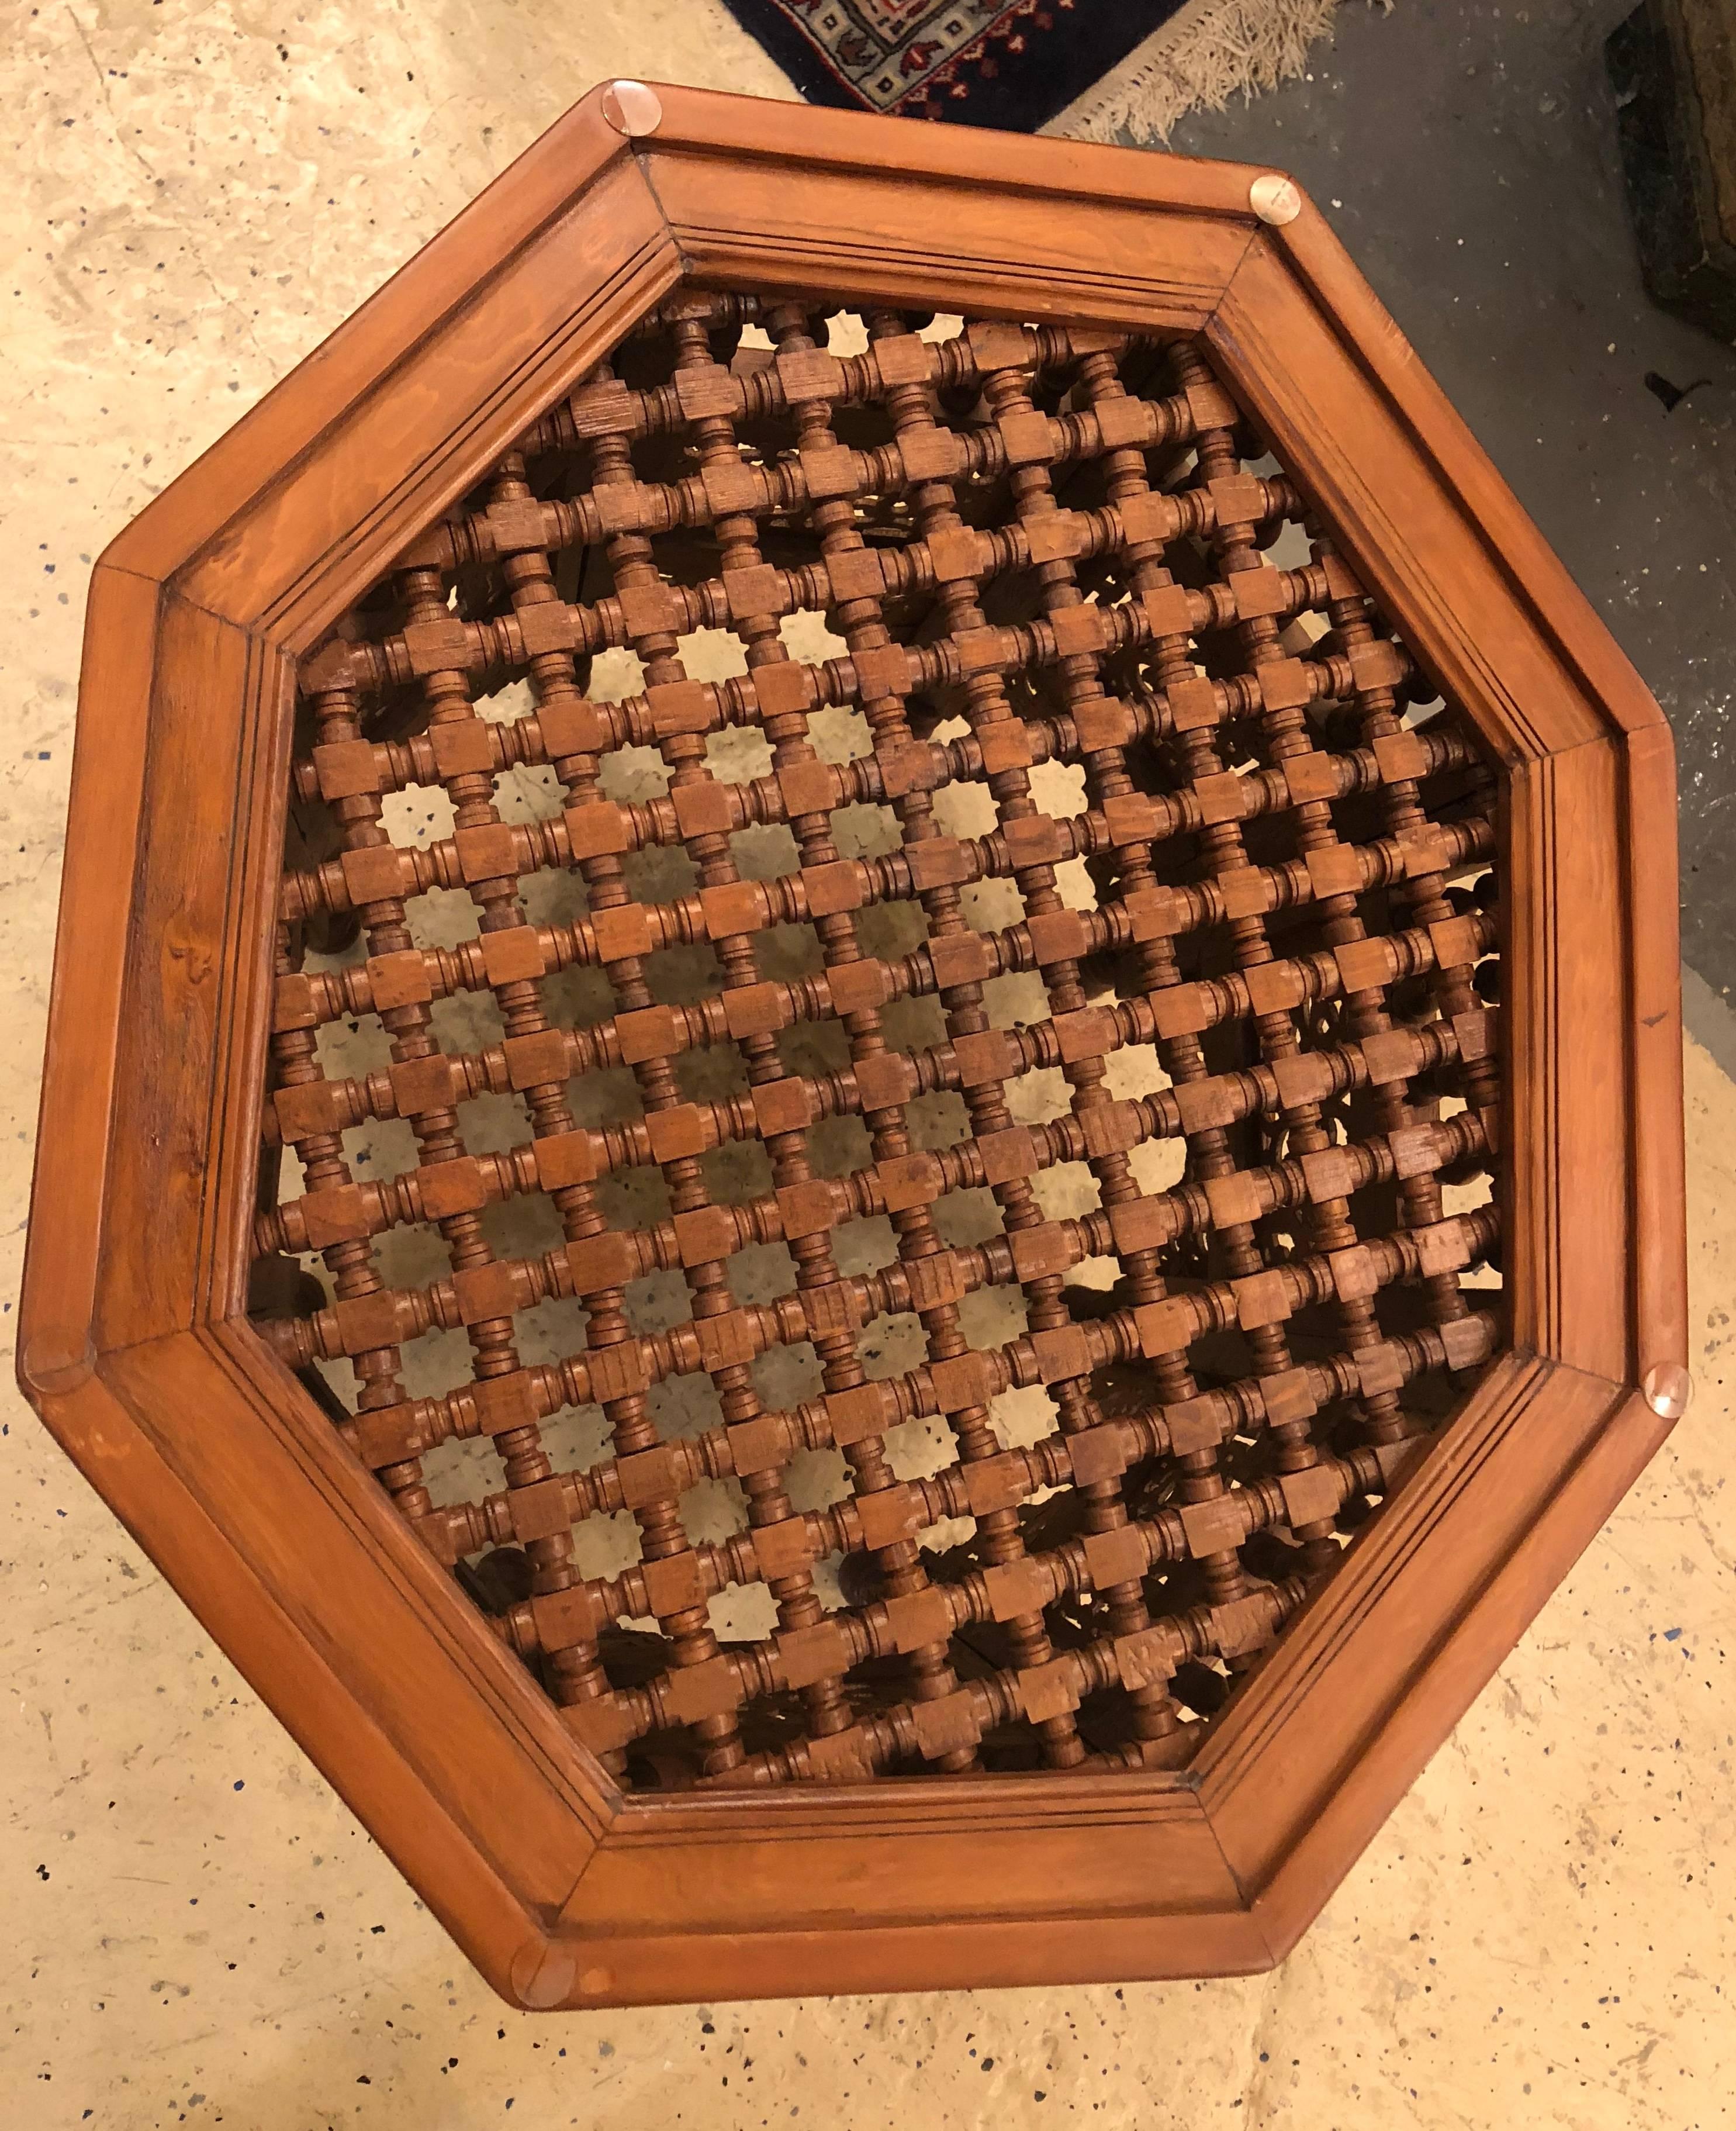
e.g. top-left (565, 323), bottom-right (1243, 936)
top-left (2, 3), bottom-right (1734, 2126)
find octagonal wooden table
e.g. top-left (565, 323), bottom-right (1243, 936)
top-left (19, 83), bottom-right (1687, 2010)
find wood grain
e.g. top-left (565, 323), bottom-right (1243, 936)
top-left (17, 81), bottom-right (1683, 2009)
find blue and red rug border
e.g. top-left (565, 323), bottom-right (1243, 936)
top-left (717, 0), bottom-right (1187, 129)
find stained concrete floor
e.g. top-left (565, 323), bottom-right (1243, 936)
top-left (3, 3), bottom-right (1734, 2127)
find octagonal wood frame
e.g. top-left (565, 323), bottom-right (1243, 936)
top-left (19, 85), bottom-right (1686, 2010)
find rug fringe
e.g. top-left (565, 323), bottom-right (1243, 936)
top-left (1050, 0), bottom-right (1386, 146)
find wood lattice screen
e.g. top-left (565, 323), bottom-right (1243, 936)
top-left (252, 290), bottom-right (1505, 1794)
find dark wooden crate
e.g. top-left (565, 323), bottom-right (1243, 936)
top-left (1610, 0), bottom-right (1736, 341)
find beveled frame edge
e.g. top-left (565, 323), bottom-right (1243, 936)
top-left (1224, 1365), bottom-right (1673, 1963)
top-left (17, 85), bottom-right (1686, 2007)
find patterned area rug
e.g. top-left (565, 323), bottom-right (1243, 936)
top-left (715, 0), bottom-right (1189, 127)
top-left (715, 0), bottom-right (1360, 134)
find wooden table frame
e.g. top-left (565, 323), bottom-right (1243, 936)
top-left (18, 83), bottom-right (1685, 2009)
